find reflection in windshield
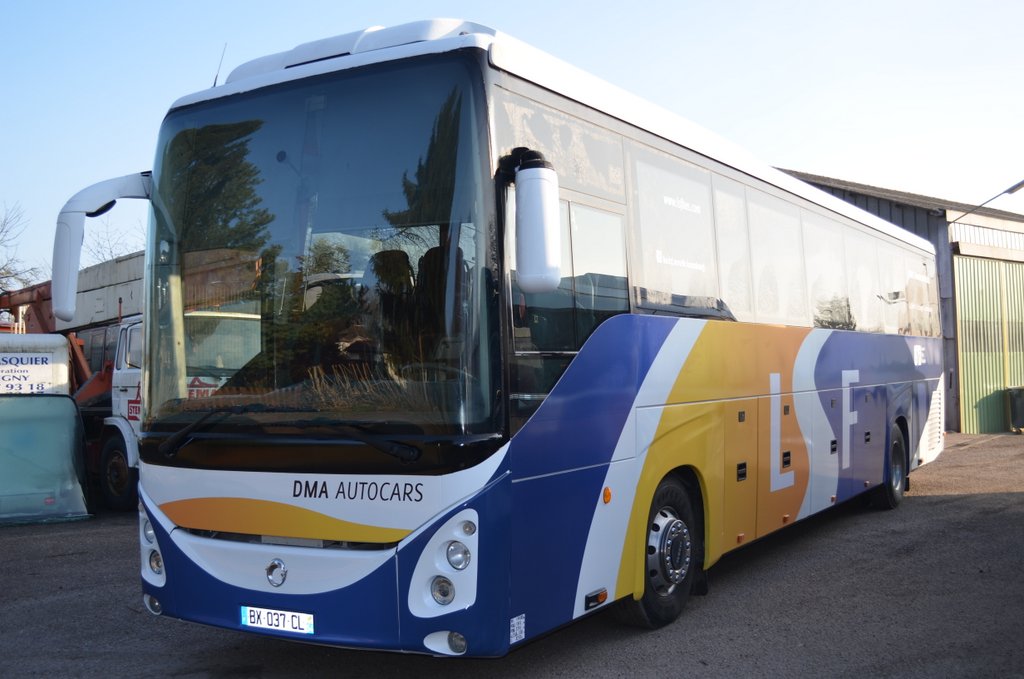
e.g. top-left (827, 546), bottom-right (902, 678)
top-left (147, 55), bottom-right (496, 438)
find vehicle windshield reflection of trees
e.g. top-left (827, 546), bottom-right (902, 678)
top-left (164, 120), bottom-right (275, 254)
top-left (156, 65), bottom-right (486, 433)
top-left (154, 120), bottom-right (275, 414)
top-left (301, 89), bottom-right (466, 422)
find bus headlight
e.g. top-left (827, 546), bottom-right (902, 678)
top-left (446, 541), bottom-right (471, 570)
top-left (148, 549), bottom-right (164, 575)
top-left (431, 576), bottom-right (455, 605)
top-left (142, 518), bottom-right (156, 544)
top-left (409, 508), bottom-right (479, 619)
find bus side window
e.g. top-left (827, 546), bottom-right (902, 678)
top-left (513, 201), bottom-right (574, 353)
top-left (569, 204), bottom-right (628, 345)
top-left (512, 201), bottom-right (628, 352)
top-left (510, 200), bottom-right (629, 432)
top-left (803, 214), bottom-right (852, 330)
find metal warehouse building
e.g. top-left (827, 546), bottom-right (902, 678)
top-left (786, 170), bottom-right (1024, 434)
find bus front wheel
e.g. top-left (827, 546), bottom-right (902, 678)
top-left (617, 476), bottom-right (701, 628)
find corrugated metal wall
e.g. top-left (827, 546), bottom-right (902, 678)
top-left (1009, 261), bottom-right (1024, 392)
top-left (954, 256), bottom-right (1024, 432)
top-left (950, 222), bottom-right (1024, 252)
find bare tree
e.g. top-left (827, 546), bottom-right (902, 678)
top-left (0, 203), bottom-right (38, 291)
top-left (82, 214), bottom-right (146, 266)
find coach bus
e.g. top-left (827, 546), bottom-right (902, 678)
top-left (51, 19), bottom-right (943, 657)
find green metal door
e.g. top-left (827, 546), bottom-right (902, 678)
top-left (955, 255), bottom-right (1024, 433)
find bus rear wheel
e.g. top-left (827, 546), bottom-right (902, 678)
top-left (617, 476), bottom-right (700, 628)
top-left (874, 425), bottom-right (906, 510)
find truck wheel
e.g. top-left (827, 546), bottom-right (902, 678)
top-left (101, 435), bottom-right (138, 511)
top-left (616, 476), bottom-right (701, 628)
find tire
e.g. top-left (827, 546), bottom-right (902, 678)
top-left (874, 425), bottom-right (906, 510)
top-left (616, 476), bottom-right (701, 628)
top-left (100, 435), bottom-right (138, 511)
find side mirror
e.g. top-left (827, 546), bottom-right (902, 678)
top-left (52, 172), bottom-right (152, 322)
top-left (512, 150), bottom-right (561, 293)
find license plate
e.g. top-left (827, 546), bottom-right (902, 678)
top-left (240, 605), bottom-right (315, 635)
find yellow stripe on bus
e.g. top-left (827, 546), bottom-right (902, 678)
top-left (615, 322), bottom-right (815, 601)
top-left (160, 497), bottom-right (412, 544)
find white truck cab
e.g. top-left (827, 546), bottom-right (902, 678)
top-left (100, 317), bottom-right (143, 509)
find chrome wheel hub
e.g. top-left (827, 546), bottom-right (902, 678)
top-left (646, 507), bottom-right (691, 596)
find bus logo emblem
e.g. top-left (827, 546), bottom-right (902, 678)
top-left (266, 559), bottom-right (288, 587)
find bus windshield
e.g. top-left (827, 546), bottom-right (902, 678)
top-left (144, 54), bottom-right (498, 448)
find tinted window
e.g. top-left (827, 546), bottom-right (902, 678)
top-left (844, 230), bottom-right (882, 332)
top-left (748, 190), bottom-right (808, 325)
top-left (713, 175), bottom-right (753, 320)
top-left (878, 242), bottom-right (909, 334)
top-left (907, 255), bottom-right (940, 337)
top-left (803, 213), bottom-right (852, 329)
top-left (494, 89), bottom-right (625, 202)
top-left (149, 55), bottom-right (497, 439)
top-left (570, 204), bottom-right (628, 344)
top-left (508, 199), bottom-right (627, 433)
top-left (632, 147), bottom-right (718, 308)
top-left (511, 200), bottom-right (627, 353)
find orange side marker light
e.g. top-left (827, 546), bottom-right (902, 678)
top-left (584, 588), bottom-right (608, 610)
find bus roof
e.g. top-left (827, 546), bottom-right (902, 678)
top-left (171, 19), bottom-right (934, 256)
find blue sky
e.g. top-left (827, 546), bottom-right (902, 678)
top-left (2, 0), bottom-right (1022, 278)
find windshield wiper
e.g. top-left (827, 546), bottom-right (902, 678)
top-left (295, 419), bottom-right (421, 463)
top-left (155, 405), bottom-right (419, 464)
top-left (284, 417), bottom-right (419, 464)
top-left (159, 409), bottom-right (421, 463)
top-left (158, 404), bottom-right (270, 458)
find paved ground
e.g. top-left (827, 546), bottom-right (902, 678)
top-left (0, 432), bottom-right (1021, 678)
